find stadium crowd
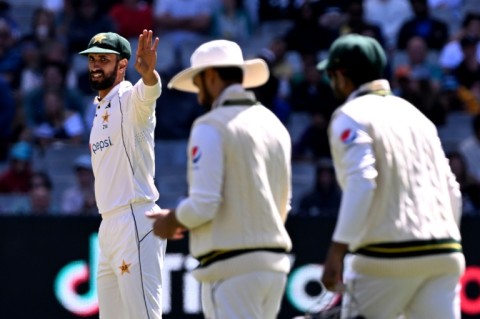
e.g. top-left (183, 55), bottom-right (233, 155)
top-left (0, 0), bottom-right (479, 216)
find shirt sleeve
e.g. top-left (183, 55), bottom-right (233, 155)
top-left (445, 156), bottom-right (462, 225)
top-left (329, 112), bottom-right (377, 245)
top-left (176, 123), bottom-right (223, 229)
top-left (132, 73), bottom-right (162, 122)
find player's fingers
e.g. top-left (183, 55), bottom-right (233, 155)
top-left (145, 211), bottom-right (159, 218)
top-left (137, 33), bottom-right (145, 51)
top-left (143, 29), bottom-right (150, 49)
top-left (151, 37), bottom-right (159, 51)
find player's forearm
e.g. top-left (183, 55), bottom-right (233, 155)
top-left (142, 70), bottom-right (159, 87)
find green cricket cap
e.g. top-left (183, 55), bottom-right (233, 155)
top-left (317, 34), bottom-right (386, 77)
top-left (79, 32), bottom-right (131, 60)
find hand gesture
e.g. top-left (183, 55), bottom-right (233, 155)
top-left (135, 29), bottom-right (159, 84)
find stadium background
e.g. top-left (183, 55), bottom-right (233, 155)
top-left (1, 0), bottom-right (480, 318)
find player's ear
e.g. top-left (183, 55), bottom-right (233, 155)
top-left (119, 58), bottom-right (128, 74)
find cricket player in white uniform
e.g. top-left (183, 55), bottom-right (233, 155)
top-left (147, 40), bottom-right (293, 319)
top-left (79, 30), bottom-right (166, 319)
top-left (317, 34), bottom-right (465, 319)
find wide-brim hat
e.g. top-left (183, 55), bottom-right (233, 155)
top-left (168, 40), bottom-right (269, 93)
top-left (79, 32), bottom-right (131, 60)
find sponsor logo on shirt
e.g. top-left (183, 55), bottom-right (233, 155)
top-left (340, 128), bottom-right (357, 144)
top-left (191, 146), bottom-right (201, 164)
top-left (90, 137), bottom-right (114, 154)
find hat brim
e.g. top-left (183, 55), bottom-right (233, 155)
top-left (316, 59), bottom-right (329, 71)
top-left (79, 47), bottom-right (122, 57)
top-left (167, 59), bottom-right (270, 93)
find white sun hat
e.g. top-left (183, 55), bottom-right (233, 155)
top-left (167, 40), bottom-right (270, 93)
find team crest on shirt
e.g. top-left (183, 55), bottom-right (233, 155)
top-left (101, 110), bottom-right (110, 129)
top-left (191, 146), bottom-right (202, 164)
top-left (340, 128), bottom-right (357, 144)
top-left (119, 260), bottom-right (131, 275)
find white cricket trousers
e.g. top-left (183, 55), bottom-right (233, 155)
top-left (97, 202), bottom-right (167, 319)
top-left (201, 270), bottom-right (287, 319)
top-left (341, 271), bottom-right (462, 319)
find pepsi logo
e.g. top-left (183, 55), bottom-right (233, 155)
top-left (191, 146), bottom-right (202, 163)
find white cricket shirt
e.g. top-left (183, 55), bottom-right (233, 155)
top-left (89, 78), bottom-right (161, 214)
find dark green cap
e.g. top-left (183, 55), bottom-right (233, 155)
top-left (317, 34), bottom-right (386, 77)
top-left (79, 32), bottom-right (131, 60)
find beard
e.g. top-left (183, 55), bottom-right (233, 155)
top-left (199, 91), bottom-right (215, 111)
top-left (89, 61), bottom-right (118, 91)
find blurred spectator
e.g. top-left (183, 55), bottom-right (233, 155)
top-left (289, 58), bottom-right (336, 116)
top-left (155, 77), bottom-right (205, 139)
top-left (295, 158), bottom-right (341, 218)
top-left (11, 172), bottom-right (59, 216)
top-left (40, 39), bottom-right (78, 89)
top-left (109, 0), bottom-right (153, 39)
top-left (447, 151), bottom-right (480, 214)
top-left (363, 0), bottom-right (413, 49)
top-left (0, 0), bottom-right (20, 40)
top-left (153, 0), bottom-right (213, 70)
top-left (0, 141), bottom-right (34, 194)
top-left (317, 1), bottom-right (347, 41)
top-left (67, 0), bottom-right (116, 83)
top-left (394, 66), bottom-right (448, 126)
top-left (395, 36), bottom-right (444, 88)
top-left (66, 0), bottom-right (116, 56)
top-left (457, 80), bottom-right (480, 115)
top-left (284, 1), bottom-right (337, 57)
top-left (19, 39), bottom-right (43, 93)
top-left (0, 75), bottom-right (15, 161)
top-left (32, 89), bottom-right (85, 147)
top-left (61, 154), bottom-right (96, 215)
top-left (397, 0), bottom-right (449, 50)
top-left (257, 0), bottom-right (296, 25)
top-left (459, 113), bottom-right (480, 183)
top-left (210, 0), bottom-right (252, 46)
top-left (292, 109), bottom-right (331, 161)
top-left (43, 0), bottom-right (65, 14)
top-left (50, 0), bottom-right (75, 42)
top-left (23, 61), bottom-right (85, 129)
top-left (340, 0), bottom-right (385, 47)
top-left (291, 58), bottom-right (337, 160)
top-left (429, 75), bottom-right (467, 122)
top-left (439, 12), bottom-right (480, 70)
top-left (0, 18), bottom-right (22, 89)
top-left (108, 0), bottom-right (154, 82)
top-left (428, 0), bottom-right (463, 34)
top-left (453, 35), bottom-right (480, 90)
top-left (253, 36), bottom-right (293, 123)
top-left (22, 7), bottom-right (58, 48)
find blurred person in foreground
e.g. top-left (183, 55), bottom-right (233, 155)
top-left (318, 34), bottom-right (464, 319)
top-left (148, 39), bottom-right (293, 319)
top-left (78, 30), bottom-right (165, 319)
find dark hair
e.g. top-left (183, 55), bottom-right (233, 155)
top-left (214, 67), bottom-right (244, 84)
top-left (344, 67), bottom-right (383, 87)
top-left (460, 35), bottom-right (478, 48)
top-left (462, 12), bottom-right (480, 28)
top-left (42, 61), bottom-right (68, 80)
top-left (30, 171), bottom-right (53, 190)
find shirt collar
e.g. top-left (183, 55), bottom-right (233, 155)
top-left (212, 84), bottom-right (256, 109)
top-left (94, 81), bottom-right (132, 105)
top-left (347, 79), bottom-right (391, 102)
